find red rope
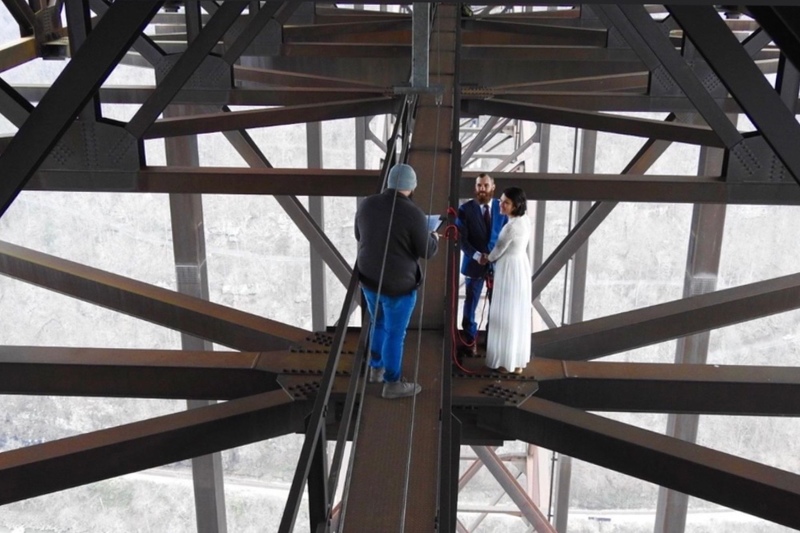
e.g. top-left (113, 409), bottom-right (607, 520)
top-left (444, 207), bottom-right (479, 375)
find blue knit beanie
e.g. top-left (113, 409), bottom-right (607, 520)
top-left (387, 164), bottom-right (417, 191)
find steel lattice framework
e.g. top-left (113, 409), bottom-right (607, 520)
top-left (1, 1), bottom-right (800, 532)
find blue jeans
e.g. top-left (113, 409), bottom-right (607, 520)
top-left (362, 287), bottom-right (417, 383)
top-left (462, 276), bottom-right (485, 342)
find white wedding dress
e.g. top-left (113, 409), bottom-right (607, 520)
top-left (486, 215), bottom-right (532, 371)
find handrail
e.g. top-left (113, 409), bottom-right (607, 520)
top-left (278, 93), bottom-right (419, 533)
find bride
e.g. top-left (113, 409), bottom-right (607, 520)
top-left (480, 187), bottom-right (532, 374)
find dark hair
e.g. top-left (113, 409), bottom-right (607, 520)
top-left (503, 187), bottom-right (527, 216)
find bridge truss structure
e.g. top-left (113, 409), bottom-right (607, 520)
top-left (1, 1), bottom-right (800, 532)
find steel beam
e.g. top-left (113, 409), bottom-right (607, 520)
top-left (492, 72), bottom-right (649, 93)
top-left (461, 59), bottom-right (648, 89)
top-left (480, 397), bottom-right (800, 530)
top-left (460, 171), bottom-right (800, 205)
top-left (0, 390), bottom-right (305, 505)
top-left (533, 358), bottom-right (800, 416)
top-left (282, 18), bottom-right (410, 43)
top-left (221, 1), bottom-right (294, 65)
top-left (279, 261), bottom-right (361, 532)
top-left (26, 165), bottom-right (800, 206)
top-left (463, 99), bottom-right (723, 147)
top-left (0, 0), bottom-right (163, 218)
top-left (3, 0), bottom-right (36, 32)
top-left (126, 0), bottom-right (246, 139)
top-left (306, 121), bottom-right (327, 329)
top-left (532, 272), bottom-right (800, 360)
top-left (471, 446), bottom-right (556, 533)
top-left (655, 140), bottom-right (727, 533)
top-left (88, 0), bottom-right (166, 65)
top-left (0, 76), bottom-right (32, 127)
top-left (143, 97), bottom-right (398, 139)
top-left (0, 36), bottom-right (37, 73)
top-left (484, 93), bottom-right (755, 114)
top-left (605, 5), bottom-right (742, 148)
top-left (0, 240), bottom-right (310, 351)
top-left (26, 167), bottom-right (379, 196)
top-left (0, 345), bottom-right (277, 399)
top-left (161, 4), bottom-right (226, 521)
top-left (462, 19), bottom-right (606, 47)
top-left (747, 6), bottom-right (800, 74)
top-left (669, 5), bottom-right (800, 184)
top-left (234, 65), bottom-right (385, 89)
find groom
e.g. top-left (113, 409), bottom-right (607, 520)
top-left (457, 173), bottom-right (507, 355)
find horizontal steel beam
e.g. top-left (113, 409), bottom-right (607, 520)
top-left (0, 240), bottom-right (310, 351)
top-left (462, 19), bottom-right (606, 46)
top-left (282, 42), bottom-right (410, 58)
top-left (531, 272), bottom-right (800, 360)
top-left (491, 72), bottom-right (648, 92)
top-left (479, 397), bottom-right (800, 530)
top-left (0, 36), bottom-right (38, 73)
top-left (0, 390), bottom-right (306, 505)
top-left (533, 358), bottom-right (800, 415)
top-left (283, 19), bottom-right (411, 42)
top-left (25, 167), bottom-right (800, 205)
top-left (481, 93), bottom-right (759, 113)
top-left (462, 171), bottom-right (800, 205)
top-left (143, 97), bottom-right (399, 139)
top-left (0, 346), bottom-right (280, 399)
top-left (26, 167), bottom-right (380, 196)
top-left (234, 65), bottom-right (385, 89)
top-left (463, 99), bottom-right (724, 147)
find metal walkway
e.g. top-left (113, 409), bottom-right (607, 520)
top-left (343, 330), bottom-right (444, 532)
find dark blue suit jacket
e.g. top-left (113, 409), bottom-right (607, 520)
top-left (457, 198), bottom-right (507, 279)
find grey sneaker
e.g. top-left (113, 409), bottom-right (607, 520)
top-left (368, 366), bottom-right (385, 383)
top-left (381, 379), bottom-right (421, 399)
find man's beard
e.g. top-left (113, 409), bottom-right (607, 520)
top-left (475, 191), bottom-right (490, 202)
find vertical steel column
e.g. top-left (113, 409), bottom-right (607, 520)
top-left (552, 129), bottom-right (596, 533)
top-left (411, 3), bottom-right (430, 88)
top-left (654, 141), bottom-right (726, 533)
top-left (162, 4), bottom-right (226, 532)
top-left (355, 117), bottom-right (367, 171)
top-left (307, 121), bottom-right (326, 331)
top-left (408, 2), bottom-right (456, 328)
top-left (568, 130), bottom-right (595, 326)
top-left (526, 444), bottom-right (541, 506)
top-left (533, 123), bottom-right (550, 271)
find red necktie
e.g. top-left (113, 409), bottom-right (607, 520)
top-left (483, 205), bottom-right (491, 229)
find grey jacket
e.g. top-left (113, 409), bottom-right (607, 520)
top-left (354, 189), bottom-right (438, 296)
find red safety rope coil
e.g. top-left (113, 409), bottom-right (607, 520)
top-left (443, 206), bottom-right (480, 375)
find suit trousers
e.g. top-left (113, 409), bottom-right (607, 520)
top-left (462, 276), bottom-right (485, 343)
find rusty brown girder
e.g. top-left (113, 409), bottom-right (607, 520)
top-left (0, 241), bottom-right (310, 351)
top-left (478, 396), bottom-right (800, 530)
top-left (0, 389), bottom-right (307, 506)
